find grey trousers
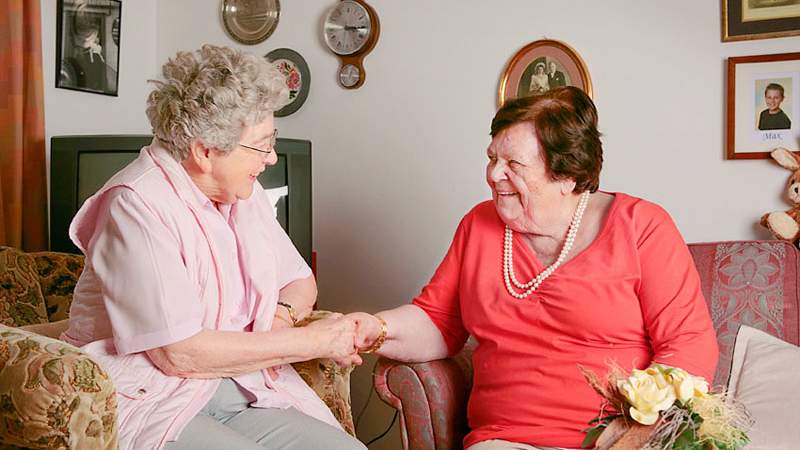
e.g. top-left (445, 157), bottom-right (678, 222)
top-left (466, 440), bottom-right (575, 450)
top-left (164, 378), bottom-right (366, 450)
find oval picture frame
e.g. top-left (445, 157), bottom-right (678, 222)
top-left (266, 48), bottom-right (311, 117)
top-left (497, 39), bottom-right (592, 107)
top-left (221, 0), bottom-right (280, 45)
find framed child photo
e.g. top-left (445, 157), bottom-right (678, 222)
top-left (56, 0), bottom-right (122, 96)
top-left (497, 39), bottom-right (592, 108)
top-left (726, 52), bottom-right (800, 160)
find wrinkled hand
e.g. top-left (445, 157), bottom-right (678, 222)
top-left (305, 314), bottom-right (362, 367)
top-left (344, 312), bottom-right (384, 352)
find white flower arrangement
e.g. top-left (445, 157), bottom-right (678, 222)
top-left (581, 363), bottom-right (751, 450)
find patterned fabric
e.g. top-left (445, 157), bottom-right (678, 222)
top-left (0, 325), bottom-right (117, 450)
top-left (0, 248), bottom-right (47, 327)
top-left (294, 311), bottom-right (356, 436)
top-left (688, 241), bottom-right (799, 387)
top-left (28, 252), bottom-right (83, 322)
top-left (0, 250), bottom-right (356, 447)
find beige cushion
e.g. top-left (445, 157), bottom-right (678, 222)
top-left (0, 325), bottom-right (118, 449)
top-left (728, 325), bottom-right (800, 449)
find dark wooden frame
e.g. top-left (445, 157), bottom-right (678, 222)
top-left (55, 0), bottom-right (122, 96)
top-left (726, 52), bottom-right (800, 160)
top-left (722, 0), bottom-right (800, 42)
top-left (497, 39), bottom-right (592, 108)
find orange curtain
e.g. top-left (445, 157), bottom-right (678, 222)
top-left (0, 0), bottom-right (48, 251)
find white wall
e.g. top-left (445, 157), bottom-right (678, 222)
top-left (44, 1), bottom-right (800, 448)
top-left (41, 0), bottom-right (157, 153)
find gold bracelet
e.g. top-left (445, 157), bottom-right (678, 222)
top-left (277, 301), bottom-right (298, 326)
top-left (274, 314), bottom-right (294, 326)
top-left (362, 315), bottom-right (388, 354)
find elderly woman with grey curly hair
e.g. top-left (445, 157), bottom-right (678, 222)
top-left (61, 45), bottom-right (367, 450)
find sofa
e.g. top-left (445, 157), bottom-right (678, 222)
top-left (374, 240), bottom-right (800, 450)
top-left (0, 246), bottom-right (356, 449)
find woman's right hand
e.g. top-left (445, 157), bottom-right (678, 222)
top-left (304, 314), bottom-right (362, 366)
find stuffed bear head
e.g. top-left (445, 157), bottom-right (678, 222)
top-left (760, 148), bottom-right (800, 244)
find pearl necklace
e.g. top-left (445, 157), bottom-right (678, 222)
top-left (503, 191), bottom-right (590, 299)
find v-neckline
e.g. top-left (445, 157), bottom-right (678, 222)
top-left (510, 192), bottom-right (621, 274)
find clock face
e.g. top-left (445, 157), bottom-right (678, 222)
top-left (338, 64), bottom-right (361, 88)
top-left (323, 0), bottom-right (372, 56)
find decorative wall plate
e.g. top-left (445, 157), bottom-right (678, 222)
top-left (221, 0), bottom-right (280, 45)
top-left (266, 48), bottom-right (311, 117)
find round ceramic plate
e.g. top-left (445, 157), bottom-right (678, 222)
top-left (266, 48), bottom-right (311, 117)
top-left (221, 0), bottom-right (280, 45)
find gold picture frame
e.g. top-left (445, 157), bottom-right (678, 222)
top-left (497, 39), bottom-right (592, 107)
top-left (722, 0), bottom-right (800, 42)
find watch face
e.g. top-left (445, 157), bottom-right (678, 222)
top-left (323, 0), bottom-right (371, 56)
top-left (339, 64), bottom-right (361, 87)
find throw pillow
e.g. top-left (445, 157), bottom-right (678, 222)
top-left (727, 325), bottom-right (800, 449)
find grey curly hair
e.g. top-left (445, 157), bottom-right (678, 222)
top-left (146, 44), bottom-right (289, 161)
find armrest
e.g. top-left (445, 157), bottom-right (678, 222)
top-left (291, 311), bottom-right (356, 436)
top-left (0, 325), bottom-right (117, 449)
top-left (374, 357), bottom-right (470, 450)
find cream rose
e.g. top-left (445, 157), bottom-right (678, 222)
top-left (660, 365), bottom-right (710, 404)
top-left (617, 368), bottom-right (677, 425)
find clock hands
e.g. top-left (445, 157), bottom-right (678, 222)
top-left (326, 23), bottom-right (368, 31)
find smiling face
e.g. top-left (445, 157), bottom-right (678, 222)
top-left (195, 114), bottom-right (278, 204)
top-left (486, 122), bottom-right (576, 233)
top-left (765, 88), bottom-right (785, 113)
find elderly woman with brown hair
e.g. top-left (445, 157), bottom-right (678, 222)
top-left (61, 45), bottom-right (366, 450)
top-left (349, 86), bottom-right (718, 450)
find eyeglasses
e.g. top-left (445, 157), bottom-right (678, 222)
top-left (239, 129), bottom-right (278, 155)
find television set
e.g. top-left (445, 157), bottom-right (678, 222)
top-left (49, 135), bottom-right (313, 265)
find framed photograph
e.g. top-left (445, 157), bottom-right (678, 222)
top-left (722, 0), bottom-right (800, 42)
top-left (497, 39), bottom-right (592, 107)
top-left (727, 52), bottom-right (800, 159)
top-left (265, 48), bottom-right (311, 117)
top-left (56, 0), bottom-right (121, 96)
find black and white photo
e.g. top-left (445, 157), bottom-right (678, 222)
top-left (56, 0), bottom-right (121, 96)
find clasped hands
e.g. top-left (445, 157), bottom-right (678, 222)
top-left (305, 312), bottom-right (385, 367)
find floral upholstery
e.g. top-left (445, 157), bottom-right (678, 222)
top-left (375, 240), bottom-right (800, 450)
top-left (0, 326), bottom-right (117, 450)
top-left (0, 248), bottom-right (48, 327)
top-left (688, 241), bottom-right (800, 386)
top-left (0, 249), bottom-right (356, 449)
top-left (28, 252), bottom-right (83, 323)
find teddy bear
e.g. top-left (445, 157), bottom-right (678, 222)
top-left (760, 147), bottom-right (800, 244)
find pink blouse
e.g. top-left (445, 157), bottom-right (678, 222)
top-left (63, 141), bottom-right (339, 450)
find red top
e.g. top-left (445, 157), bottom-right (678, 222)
top-left (412, 193), bottom-right (719, 448)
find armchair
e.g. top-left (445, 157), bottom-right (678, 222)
top-left (0, 246), bottom-right (356, 449)
top-left (374, 240), bottom-right (800, 450)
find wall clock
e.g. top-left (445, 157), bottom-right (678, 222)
top-left (221, 0), bottom-right (280, 45)
top-left (322, 0), bottom-right (380, 89)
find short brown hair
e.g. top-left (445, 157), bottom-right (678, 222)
top-left (490, 86), bottom-right (603, 193)
top-left (765, 82), bottom-right (785, 98)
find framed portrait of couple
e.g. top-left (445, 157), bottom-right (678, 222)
top-left (497, 39), bottom-right (592, 107)
top-left (722, 0), bottom-right (800, 41)
top-left (727, 52), bottom-right (800, 159)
